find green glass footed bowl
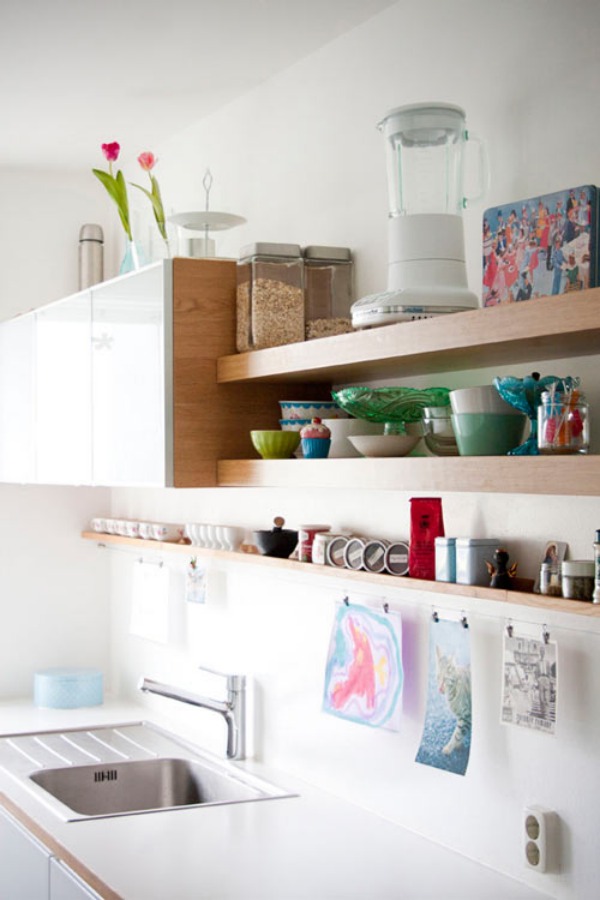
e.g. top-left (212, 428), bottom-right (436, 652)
top-left (332, 386), bottom-right (451, 429)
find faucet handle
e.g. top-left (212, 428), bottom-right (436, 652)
top-left (197, 665), bottom-right (246, 693)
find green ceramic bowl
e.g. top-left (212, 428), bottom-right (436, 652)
top-left (451, 413), bottom-right (527, 456)
top-left (251, 430), bottom-right (300, 459)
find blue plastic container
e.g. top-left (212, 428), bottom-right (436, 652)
top-left (34, 667), bottom-right (104, 709)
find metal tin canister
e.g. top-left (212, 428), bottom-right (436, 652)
top-left (435, 536), bottom-right (457, 582)
top-left (326, 535), bottom-right (351, 568)
top-left (455, 537), bottom-right (500, 586)
top-left (363, 539), bottom-right (390, 574)
top-left (344, 537), bottom-right (367, 571)
top-left (384, 540), bottom-right (410, 576)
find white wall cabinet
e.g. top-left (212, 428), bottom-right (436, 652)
top-left (0, 313), bottom-right (35, 483)
top-left (35, 293), bottom-right (93, 485)
top-left (0, 805), bottom-right (51, 899)
top-left (0, 258), bottom-right (287, 488)
top-left (91, 262), bottom-right (167, 486)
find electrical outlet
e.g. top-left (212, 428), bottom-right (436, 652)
top-left (524, 806), bottom-right (558, 873)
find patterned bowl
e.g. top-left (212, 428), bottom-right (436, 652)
top-left (279, 400), bottom-right (347, 420)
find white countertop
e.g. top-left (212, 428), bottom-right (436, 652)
top-left (0, 699), bottom-right (550, 900)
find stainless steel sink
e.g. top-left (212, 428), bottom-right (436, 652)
top-left (0, 722), bottom-right (295, 821)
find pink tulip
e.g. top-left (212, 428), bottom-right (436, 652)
top-left (101, 142), bottom-right (120, 162)
top-left (137, 151), bottom-right (157, 172)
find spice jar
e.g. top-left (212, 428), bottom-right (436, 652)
top-left (561, 560), bottom-right (594, 601)
top-left (303, 246), bottom-right (354, 340)
top-left (539, 561), bottom-right (562, 597)
top-left (236, 242), bottom-right (305, 351)
top-left (537, 389), bottom-right (590, 454)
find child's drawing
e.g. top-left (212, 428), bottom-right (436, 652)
top-left (323, 601), bottom-right (403, 731)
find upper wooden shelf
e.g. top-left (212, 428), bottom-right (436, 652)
top-left (217, 454), bottom-right (600, 496)
top-left (217, 290), bottom-right (600, 385)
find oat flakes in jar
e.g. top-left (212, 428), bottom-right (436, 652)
top-left (236, 242), bottom-right (305, 351)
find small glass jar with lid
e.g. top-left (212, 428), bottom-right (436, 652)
top-left (236, 242), bottom-right (305, 351)
top-left (537, 390), bottom-right (590, 454)
top-left (561, 560), bottom-right (594, 601)
top-left (303, 245), bottom-right (354, 340)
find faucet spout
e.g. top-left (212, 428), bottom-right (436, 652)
top-left (138, 668), bottom-right (246, 760)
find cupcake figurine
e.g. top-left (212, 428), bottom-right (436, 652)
top-left (300, 418), bottom-right (331, 459)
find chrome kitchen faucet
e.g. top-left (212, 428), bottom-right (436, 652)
top-left (139, 667), bottom-right (246, 760)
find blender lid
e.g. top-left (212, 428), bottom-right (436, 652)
top-left (378, 102), bottom-right (467, 144)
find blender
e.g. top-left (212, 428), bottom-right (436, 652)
top-left (352, 102), bottom-right (487, 327)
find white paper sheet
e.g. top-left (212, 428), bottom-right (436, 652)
top-left (129, 561), bottom-right (170, 643)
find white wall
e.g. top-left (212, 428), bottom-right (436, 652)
top-left (0, 1), bottom-right (599, 898)
top-left (113, 2), bottom-right (600, 898)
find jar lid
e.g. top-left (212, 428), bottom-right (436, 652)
top-left (435, 536), bottom-right (456, 546)
top-left (300, 418), bottom-right (331, 439)
top-left (562, 560), bottom-right (594, 576)
top-left (303, 246), bottom-right (352, 262)
top-left (455, 537), bottom-right (500, 547)
top-left (240, 242), bottom-right (301, 259)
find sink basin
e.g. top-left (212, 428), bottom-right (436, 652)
top-left (30, 757), bottom-right (266, 817)
top-left (0, 722), bottom-right (295, 820)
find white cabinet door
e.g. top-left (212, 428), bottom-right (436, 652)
top-left (91, 263), bottom-right (169, 486)
top-left (50, 858), bottom-right (102, 900)
top-left (0, 806), bottom-right (51, 898)
top-left (35, 292), bottom-right (92, 484)
top-left (0, 313), bottom-right (35, 483)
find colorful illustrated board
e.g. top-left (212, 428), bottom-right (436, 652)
top-left (323, 601), bottom-right (403, 731)
top-left (416, 618), bottom-right (472, 776)
top-left (501, 632), bottom-right (558, 735)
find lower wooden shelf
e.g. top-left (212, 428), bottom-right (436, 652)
top-left (82, 531), bottom-right (600, 619)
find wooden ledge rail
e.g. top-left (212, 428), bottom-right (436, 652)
top-left (82, 532), bottom-right (600, 619)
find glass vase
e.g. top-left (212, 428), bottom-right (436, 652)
top-left (119, 238), bottom-right (147, 275)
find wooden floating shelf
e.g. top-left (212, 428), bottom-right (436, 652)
top-left (217, 291), bottom-right (600, 385)
top-left (217, 455), bottom-right (600, 496)
top-left (82, 532), bottom-right (600, 619)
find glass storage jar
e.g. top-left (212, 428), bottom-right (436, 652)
top-left (303, 245), bottom-right (354, 340)
top-left (236, 242), bottom-right (305, 351)
top-left (537, 390), bottom-right (589, 454)
top-left (561, 560), bottom-right (594, 601)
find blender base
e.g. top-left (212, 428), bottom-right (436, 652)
top-left (351, 287), bottom-right (479, 328)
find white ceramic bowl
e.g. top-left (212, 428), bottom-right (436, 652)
top-left (449, 385), bottom-right (521, 415)
top-left (321, 418), bottom-right (384, 458)
top-left (348, 434), bottom-right (420, 458)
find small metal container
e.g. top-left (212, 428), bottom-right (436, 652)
top-left (78, 224), bottom-right (104, 290)
top-left (455, 537), bottom-right (500, 586)
top-left (344, 537), bottom-right (367, 571)
top-left (363, 539), bottom-right (390, 574)
top-left (326, 535), bottom-right (351, 568)
top-left (384, 540), bottom-right (410, 576)
top-left (435, 536), bottom-right (457, 582)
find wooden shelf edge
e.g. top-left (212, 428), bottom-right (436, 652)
top-left (82, 531), bottom-right (600, 619)
top-left (217, 290), bottom-right (600, 384)
top-left (217, 455), bottom-right (600, 496)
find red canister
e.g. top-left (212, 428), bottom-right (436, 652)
top-left (299, 524), bottom-right (331, 562)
